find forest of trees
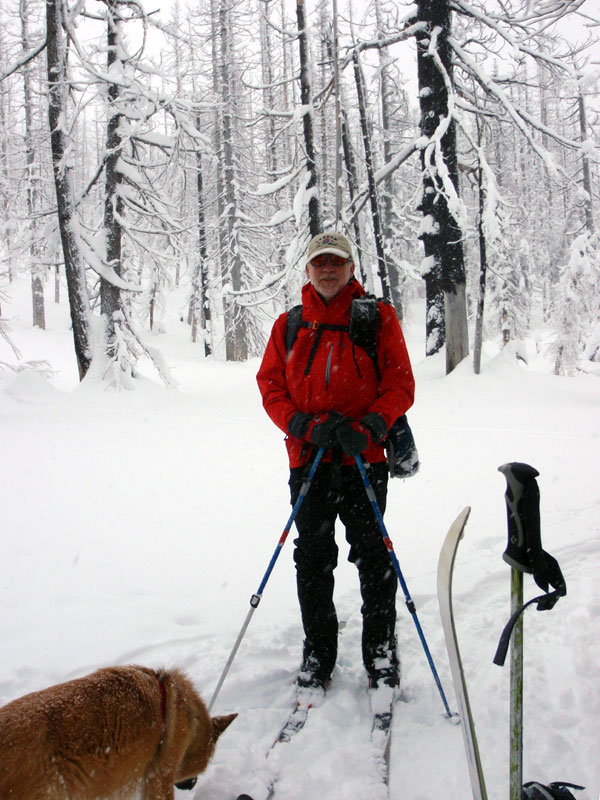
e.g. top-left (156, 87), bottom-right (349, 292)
top-left (0, 0), bottom-right (599, 385)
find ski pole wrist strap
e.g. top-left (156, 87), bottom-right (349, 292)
top-left (493, 588), bottom-right (564, 667)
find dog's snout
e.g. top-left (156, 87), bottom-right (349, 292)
top-left (175, 777), bottom-right (198, 791)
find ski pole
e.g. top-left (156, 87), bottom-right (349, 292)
top-left (208, 447), bottom-right (325, 711)
top-left (354, 455), bottom-right (453, 718)
top-left (497, 462), bottom-right (539, 800)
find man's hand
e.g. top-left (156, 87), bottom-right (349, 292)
top-left (335, 413), bottom-right (387, 456)
top-left (288, 411), bottom-right (346, 448)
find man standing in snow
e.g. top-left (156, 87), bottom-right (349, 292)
top-left (256, 231), bottom-right (415, 695)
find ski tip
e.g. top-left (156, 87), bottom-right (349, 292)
top-left (455, 505), bottom-right (471, 529)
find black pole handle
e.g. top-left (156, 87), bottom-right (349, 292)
top-left (494, 462), bottom-right (566, 667)
top-left (497, 462), bottom-right (540, 573)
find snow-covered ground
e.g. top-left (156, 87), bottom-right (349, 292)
top-left (1, 278), bottom-right (599, 800)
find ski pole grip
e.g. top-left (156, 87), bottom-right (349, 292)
top-left (497, 462), bottom-right (539, 573)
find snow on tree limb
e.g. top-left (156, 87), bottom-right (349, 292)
top-left (422, 26), bottom-right (469, 232)
top-left (347, 140), bottom-right (421, 225)
top-left (339, 21), bottom-right (427, 72)
top-left (0, 38), bottom-right (47, 82)
top-left (76, 227), bottom-right (141, 292)
top-left (451, 0), bottom-right (584, 75)
top-left (453, 115), bottom-right (503, 243)
top-left (0, 319), bottom-right (22, 361)
top-left (450, 37), bottom-right (566, 180)
top-left (254, 166), bottom-right (304, 197)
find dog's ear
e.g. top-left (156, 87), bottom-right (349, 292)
top-left (211, 713), bottom-right (237, 742)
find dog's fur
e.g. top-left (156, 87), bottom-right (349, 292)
top-left (0, 665), bottom-right (236, 799)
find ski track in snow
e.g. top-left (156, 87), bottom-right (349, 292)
top-left (1, 281), bottom-right (599, 799)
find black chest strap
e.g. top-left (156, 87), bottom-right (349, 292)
top-left (301, 321), bottom-right (347, 376)
top-left (285, 297), bottom-right (382, 380)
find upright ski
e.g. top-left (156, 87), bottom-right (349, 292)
top-left (437, 506), bottom-right (488, 800)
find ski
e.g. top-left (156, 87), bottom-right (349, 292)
top-left (437, 506), bottom-right (488, 800)
top-left (370, 701), bottom-right (394, 789)
top-left (234, 622), bottom-right (346, 800)
top-left (237, 697), bottom-right (393, 800)
top-left (272, 698), bottom-right (312, 745)
top-left (233, 698), bottom-right (316, 800)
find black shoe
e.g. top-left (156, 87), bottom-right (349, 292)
top-left (368, 671), bottom-right (400, 690)
top-left (297, 672), bottom-right (330, 690)
top-left (297, 652), bottom-right (331, 691)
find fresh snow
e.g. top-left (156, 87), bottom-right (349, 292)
top-left (1, 278), bottom-right (599, 800)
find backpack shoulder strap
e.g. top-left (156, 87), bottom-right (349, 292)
top-left (285, 304), bottom-right (347, 352)
top-left (285, 304), bottom-right (303, 355)
top-left (349, 295), bottom-right (382, 381)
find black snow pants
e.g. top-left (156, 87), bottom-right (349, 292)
top-left (289, 459), bottom-right (398, 685)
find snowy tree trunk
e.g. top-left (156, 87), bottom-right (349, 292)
top-left (46, 0), bottom-right (92, 380)
top-left (17, 0), bottom-right (44, 329)
top-left (352, 50), bottom-right (391, 303)
top-left (416, 2), bottom-right (446, 357)
top-left (297, 0), bottom-right (321, 237)
top-left (340, 103), bottom-right (367, 286)
top-left (101, 0), bottom-right (124, 351)
top-left (210, 0), bottom-right (227, 337)
top-left (259, 1), bottom-right (288, 279)
top-left (217, 0), bottom-right (247, 361)
top-left (0, 27), bottom-right (15, 284)
top-left (318, 6), bottom-right (333, 223)
top-left (260, 4), bottom-right (278, 181)
top-left (190, 138), bottom-right (211, 357)
top-left (376, 0), bottom-right (404, 318)
top-left (577, 83), bottom-right (594, 235)
top-left (416, 0), bottom-right (469, 372)
top-left (21, 0), bottom-right (45, 329)
top-left (473, 163), bottom-right (487, 375)
top-left (331, 0), bottom-right (343, 225)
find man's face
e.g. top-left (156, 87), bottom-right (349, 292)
top-left (305, 253), bottom-right (355, 302)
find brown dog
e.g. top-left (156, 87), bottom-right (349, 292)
top-left (0, 665), bottom-right (236, 799)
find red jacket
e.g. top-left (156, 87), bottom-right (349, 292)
top-left (256, 279), bottom-right (415, 468)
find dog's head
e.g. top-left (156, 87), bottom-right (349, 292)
top-left (176, 712), bottom-right (237, 786)
top-left (211, 713), bottom-right (238, 743)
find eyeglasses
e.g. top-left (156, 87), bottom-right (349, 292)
top-left (309, 253), bottom-right (349, 268)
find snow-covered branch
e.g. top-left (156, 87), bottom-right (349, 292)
top-left (0, 38), bottom-right (46, 82)
top-left (452, 0), bottom-right (582, 75)
top-left (450, 36), bottom-right (593, 183)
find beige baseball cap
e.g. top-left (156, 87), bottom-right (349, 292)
top-left (306, 231), bottom-right (353, 264)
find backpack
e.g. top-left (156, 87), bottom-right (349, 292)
top-left (285, 296), bottom-right (419, 478)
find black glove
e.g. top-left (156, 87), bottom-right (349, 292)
top-left (335, 413), bottom-right (387, 456)
top-left (288, 411), bottom-right (345, 448)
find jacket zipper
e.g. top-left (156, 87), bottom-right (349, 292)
top-left (325, 342), bottom-right (334, 388)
